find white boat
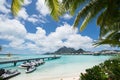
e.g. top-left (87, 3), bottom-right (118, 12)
top-left (0, 69), bottom-right (20, 80)
top-left (37, 59), bottom-right (45, 65)
top-left (19, 62), bottom-right (31, 68)
top-left (30, 61), bottom-right (37, 66)
top-left (25, 66), bottom-right (36, 73)
top-left (19, 60), bottom-right (45, 68)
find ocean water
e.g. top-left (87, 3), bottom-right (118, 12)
top-left (0, 54), bottom-right (111, 80)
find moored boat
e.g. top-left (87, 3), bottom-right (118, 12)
top-left (37, 59), bottom-right (45, 65)
top-left (19, 60), bottom-right (45, 68)
top-left (0, 69), bottom-right (20, 80)
top-left (25, 66), bottom-right (36, 73)
top-left (19, 62), bottom-right (31, 68)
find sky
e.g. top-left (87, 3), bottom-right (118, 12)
top-left (0, 0), bottom-right (119, 54)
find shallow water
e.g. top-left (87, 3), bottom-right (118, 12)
top-left (0, 54), bottom-right (111, 80)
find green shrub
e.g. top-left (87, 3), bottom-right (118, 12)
top-left (81, 66), bottom-right (108, 80)
top-left (0, 77), bottom-right (3, 80)
top-left (80, 59), bottom-right (120, 80)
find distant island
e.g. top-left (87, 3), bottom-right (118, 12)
top-left (45, 46), bottom-right (120, 55)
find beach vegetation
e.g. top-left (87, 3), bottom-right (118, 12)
top-left (80, 59), bottom-right (120, 80)
top-left (0, 77), bottom-right (3, 80)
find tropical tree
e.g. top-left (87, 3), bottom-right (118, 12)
top-left (9, 0), bottom-right (120, 47)
top-left (46, 0), bottom-right (120, 46)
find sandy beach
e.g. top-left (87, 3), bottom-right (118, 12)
top-left (55, 76), bottom-right (80, 80)
top-left (28, 76), bottom-right (80, 80)
top-left (9, 72), bottom-right (81, 80)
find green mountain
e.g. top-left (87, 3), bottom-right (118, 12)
top-left (45, 46), bottom-right (86, 55)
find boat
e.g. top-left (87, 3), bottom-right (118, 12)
top-left (19, 59), bottom-right (45, 68)
top-left (37, 59), bottom-right (45, 65)
top-left (30, 61), bottom-right (38, 66)
top-left (25, 66), bottom-right (36, 73)
top-left (0, 69), bottom-right (20, 80)
top-left (19, 62), bottom-right (31, 68)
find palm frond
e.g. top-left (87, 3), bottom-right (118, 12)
top-left (11, 0), bottom-right (24, 16)
top-left (80, 12), bottom-right (92, 31)
top-left (62, 0), bottom-right (74, 11)
top-left (73, 0), bottom-right (106, 30)
top-left (70, 0), bottom-right (85, 15)
top-left (99, 22), bottom-right (120, 39)
top-left (95, 31), bottom-right (120, 47)
top-left (95, 39), bottom-right (120, 47)
top-left (45, 0), bottom-right (62, 21)
top-left (62, 0), bottom-right (85, 15)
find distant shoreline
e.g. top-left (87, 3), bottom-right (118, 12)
top-left (0, 53), bottom-right (117, 56)
top-left (44, 53), bottom-right (117, 56)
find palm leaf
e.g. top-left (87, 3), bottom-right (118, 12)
top-left (80, 12), bottom-right (92, 31)
top-left (62, 0), bottom-right (85, 15)
top-left (11, 0), bottom-right (24, 16)
top-left (73, 0), bottom-right (106, 30)
top-left (62, 0), bottom-right (75, 11)
top-left (45, 0), bottom-right (62, 21)
top-left (95, 39), bottom-right (120, 47)
top-left (70, 0), bottom-right (85, 15)
top-left (100, 22), bottom-right (120, 39)
top-left (95, 31), bottom-right (120, 47)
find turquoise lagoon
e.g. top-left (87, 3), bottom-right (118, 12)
top-left (0, 54), bottom-right (111, 80)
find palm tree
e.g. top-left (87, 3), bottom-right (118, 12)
top-left (46, 0), bottom-right (120, 47)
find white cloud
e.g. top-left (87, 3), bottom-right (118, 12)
top-left (17, 8), bottom-right (29, 20)
top-left (0, 15), bottom-right (27, 49)
top-left (36, 0), bottom-right (50, 16)
top-left (1, 19), bottom-right (118, 53)
top-left (64, 34), bottom-right (93, 49)
top-left (25, 23), bottom-right (94, 53)
top-left (26, 27), bottom-right (46, 42)
top-left (9, 38), bottom-right (25, 49)
top-left (27, 15), bottom-right (38, 23)
top-left (0, 17), bottom-right (94, 53)
top-left (27, 16), bottom-right (38, 23)
top-left (0, 18), bottom-right (27, 39)
top-left (47, 23), bottom-right (93, 50)
top-left (27, 14), bottom-right (46, 23)
top-left (23, 0), bottom-right (32, 5)
top-left (0, 0), bottom-right (10, 13)
top-left (63, 14), bottom-right (72, 20)
top-left (0, 0), bottom-right (30, 21)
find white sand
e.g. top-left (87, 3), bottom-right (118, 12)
top-left (53, 76), bottom-right (80, 80)
top-left (10, 72), bottom-right (81, 80)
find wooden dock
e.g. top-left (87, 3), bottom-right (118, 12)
top-left (0, 56), bottom-right (61, 66)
